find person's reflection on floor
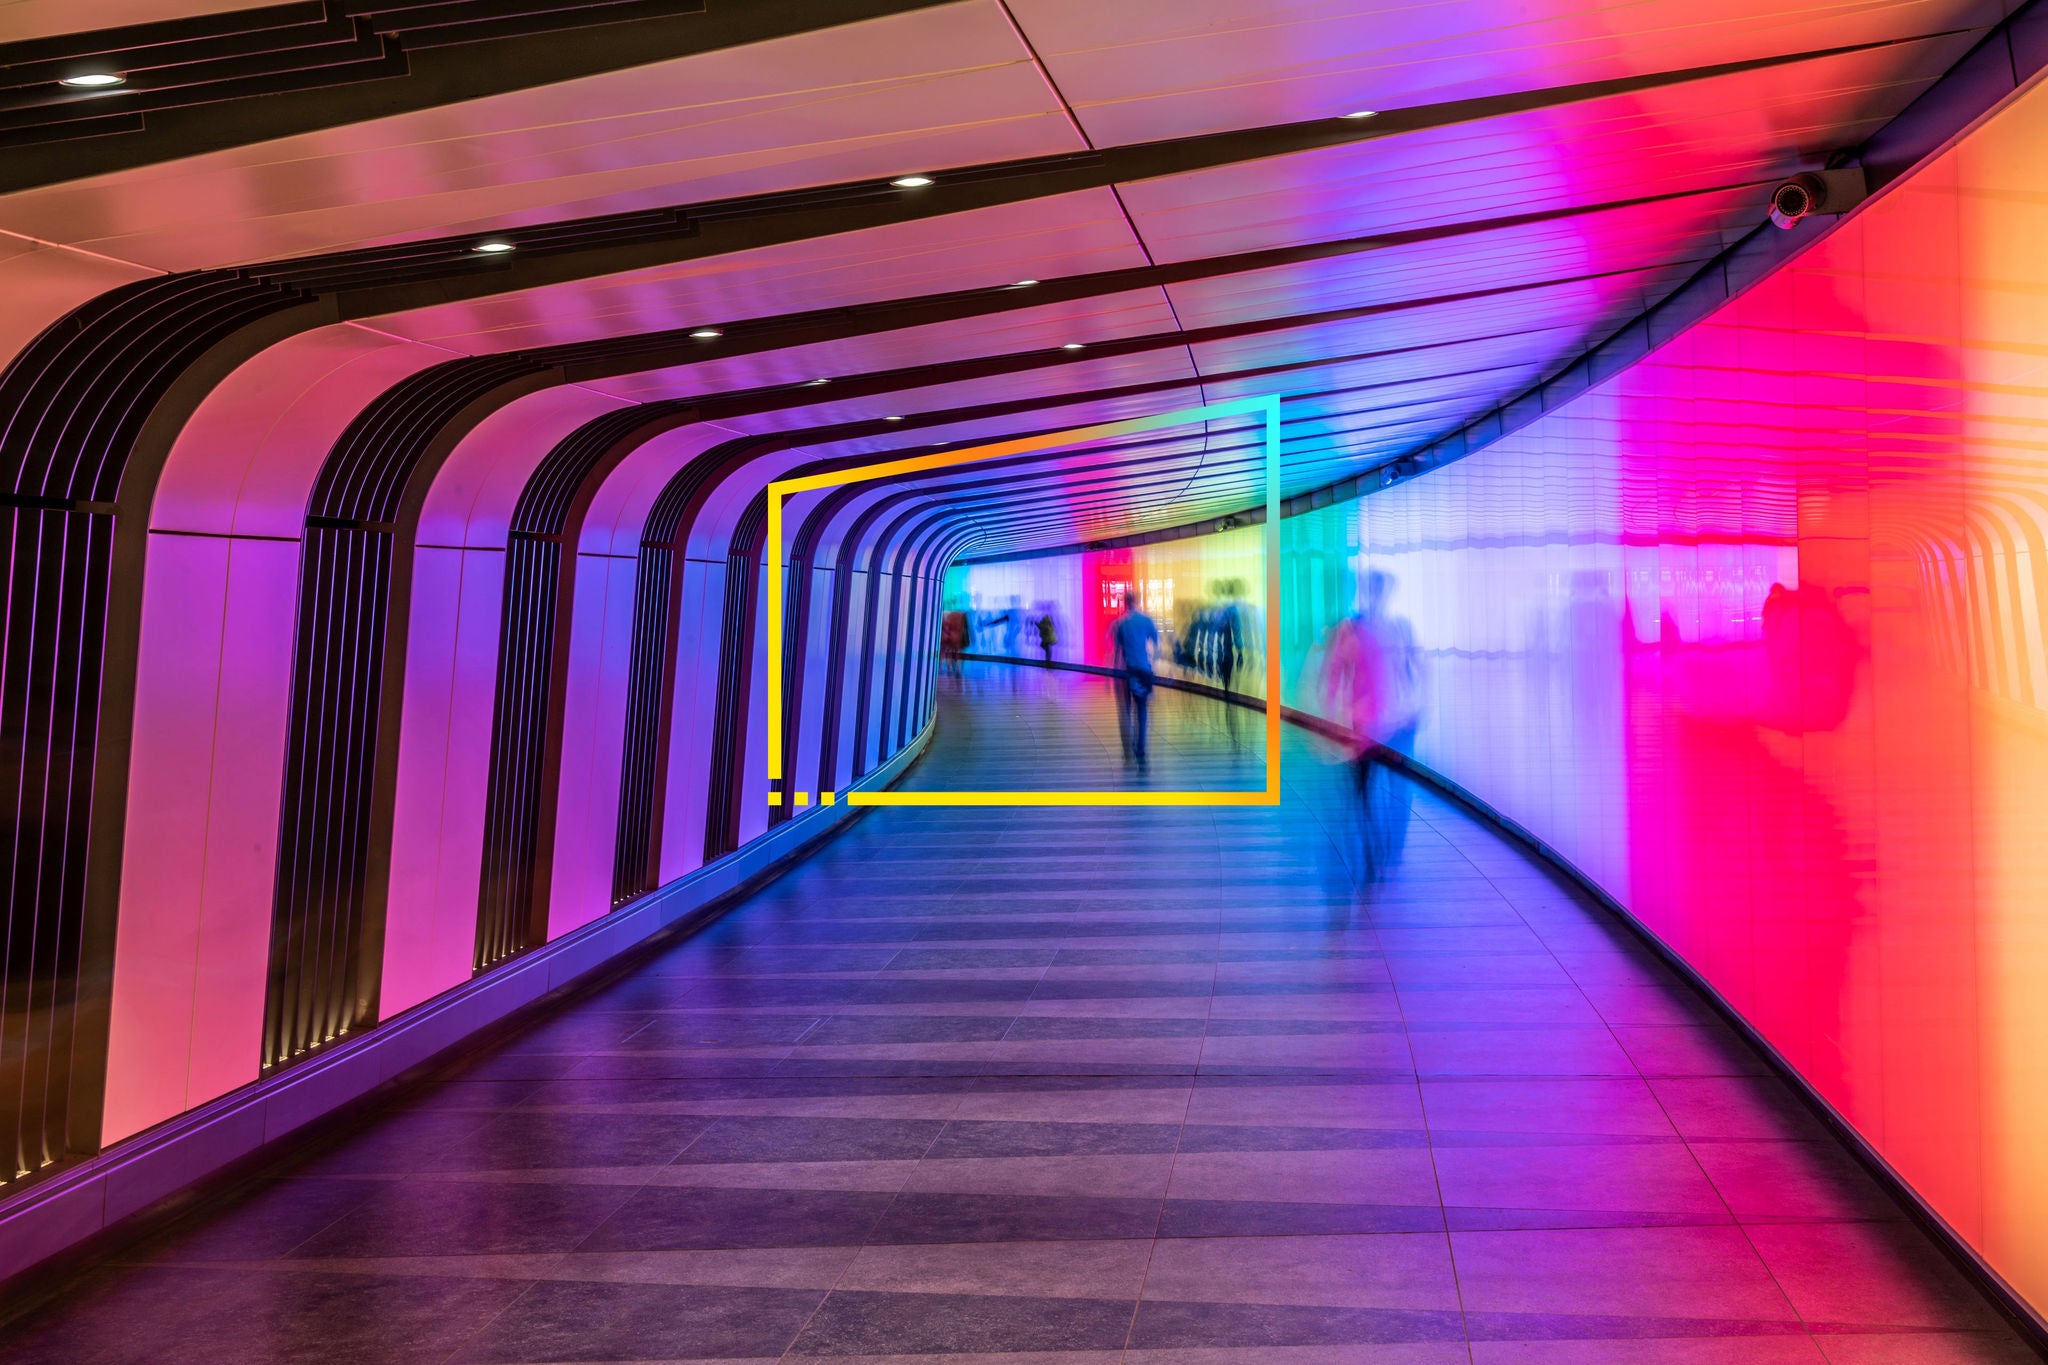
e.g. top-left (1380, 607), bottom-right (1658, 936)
top-left (1320, 568), bottom-right (1423, 883)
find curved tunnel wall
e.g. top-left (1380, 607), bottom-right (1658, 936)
top-left (954, 71), bottom-right (2048, 1315)
top-left (0, 296), bottom-right (954, 1180)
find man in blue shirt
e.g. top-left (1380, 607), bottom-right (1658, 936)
top-left (1111, 593), bottom-right (1160, 765)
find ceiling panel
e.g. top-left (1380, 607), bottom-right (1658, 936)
top-left (367, 189), bottom-right (1145, 354)
top-left (1159, 185), bottom-right (1759, 327)
top-left (1011, 0), bottom-right (2000, 144)
top-left (2, 0), bottom-right (249, 43)
top-left (1116, 38), bottom-right (1970, 261)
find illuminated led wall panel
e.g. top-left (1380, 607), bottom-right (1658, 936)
top-left (959, 73), bottom-right (2048, 1312)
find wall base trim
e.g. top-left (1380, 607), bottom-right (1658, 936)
top-left (0, 721), bottom-right (933, 1298)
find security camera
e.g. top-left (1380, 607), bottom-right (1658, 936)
top-left (1768, 167), bottom-right (1868, 230)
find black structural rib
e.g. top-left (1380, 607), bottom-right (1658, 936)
top-left (871, 511), bottom-right (953, 759)
top-left (0, 36), bottom-right (1960, 1183)
top-left (609, 453), bottom-right (734, 903)
top-left (767, 485), bottom-right (871, 829)
top-left (609, 431), bottom-right (921, 884)
top-left (265, 355), bottom-right (550, 1071)
top-left (701, 493), bottom-right (771, 861)
top-left (0, 0), bottom-right (959, 190)
top-left (689, 484), bottom-right (980, 858)
top-left (0, 272), bottom-right (320, 1182)
top-left (472, 407), bottom-right (656, 970)
top-left (610, 433), bottom-right (814, 897)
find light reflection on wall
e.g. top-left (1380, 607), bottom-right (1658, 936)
top-left (957, 74), bottom-right (2048, 1312)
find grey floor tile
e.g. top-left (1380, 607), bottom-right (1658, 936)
top-left (449, 1279), bottom-right (822, 1361)
top-left (790, 1288), bottom-right (1136, 1355)
top-left (576, 1185), bottom-right (897, 1251)
top-left (868, 1190), bottom-right (1164, 1243)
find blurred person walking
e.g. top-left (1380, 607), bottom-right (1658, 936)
top-left (1212, 582), bottom-right (1245, 695)
top-left (1035, 608), bottom-right (1058, 663)
top-left (1001, 596), bottom-right (1024, 657)
top-left (1211, 580), bottom-right (1248, 748)
top-left (940, 608), bottom-right (969, 678)
top-left (1319, 569), bottom-right (1423, 881)
top-left (1111, 591), bottom-right (1160, 766)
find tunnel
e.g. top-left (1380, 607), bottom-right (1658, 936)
top-left (2, 0), bottom-right (2048, 1359)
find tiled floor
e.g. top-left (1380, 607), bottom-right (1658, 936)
top-left (3, 666), bottom-right (2035, 1363)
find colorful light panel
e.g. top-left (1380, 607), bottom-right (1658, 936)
top-left (958, 71), bottom-right (2048, 1313)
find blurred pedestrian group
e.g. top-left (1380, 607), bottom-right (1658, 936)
top-left (1176, 579), bottom-right (1248, 694)
top-left (940, 595), bottom-right (1063, 679)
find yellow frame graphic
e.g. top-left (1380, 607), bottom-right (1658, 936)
top-left (766, 394), bottom-right (1283, 807)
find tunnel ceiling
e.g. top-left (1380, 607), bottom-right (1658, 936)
top-left (0, 0), bottom-right (2000, 556)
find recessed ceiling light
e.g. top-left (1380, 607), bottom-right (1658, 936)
top-left (883, 415), bottom-right (904, 422)
top-left (1342, 109), bottom-right (1378, 120)
top-left (1061, 342), bottom-right (1086, 351)
top-left (472, 240), bottom-right (515, 254)
top-left (890, 174), bottom-right (934, 188)
top-left (59, 71), bottom-right (125, 88)
top-left (1013, 278), bottom-right (1039, 287)
top-left (689, 327), bottom-right (722, 339)
top-left (806, 377), bottom-right (830, 386)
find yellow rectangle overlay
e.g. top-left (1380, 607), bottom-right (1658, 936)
top-left (766, 394), bottom-right (1283, 808)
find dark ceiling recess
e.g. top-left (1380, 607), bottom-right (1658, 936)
top-left (0, 0), bottom-right (703, 146)
top-left (0, 0), bottom-right (960, 187)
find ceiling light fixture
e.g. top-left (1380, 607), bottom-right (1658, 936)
top-left (1343, 109), bottom-right (1378, 120)
top-left (1061, 342), bottom-right (1086, 351)
top-left (890, 174), bottom-right (934, 188)
top-left (472, 240), bottom-right (515, 254)
top-left (806, 377), bottom-right (830, 386)
top-left (1013, 278), bottom-right (1039, 287)
top-left (59, 71), bottom-right (125, 88)
top-left (883, 415), bottom-right (904, 422)
top-left (689, 327), bottom-right (722, 339)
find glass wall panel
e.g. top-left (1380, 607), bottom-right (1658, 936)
top-left (956, 73), bottom-right (2048, 1311)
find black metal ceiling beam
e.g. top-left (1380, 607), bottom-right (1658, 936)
top-left (0, 0), bottom-right (960, 191)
